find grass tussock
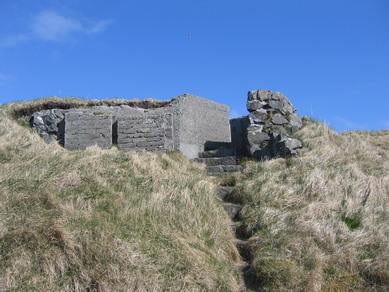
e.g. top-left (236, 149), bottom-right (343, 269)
top-left (0, 102), bottom-right (243, 291)
top-left (235, 121), bottom-right (389, 291)
top-left (343, 130), bottom-right (389, 151)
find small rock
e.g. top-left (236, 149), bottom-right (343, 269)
top-left (271, 113), bottom-right (288, 125)
top-left (281, 100), bottom-right (295, 114)
top-left (289, 113), bottom-right (303, 129)
top-left (30, 109), bottom-right (65, 143)
top-left (247, 130), bottom-right (270, 146)
top-left (247, 100), bottom-right (266, 112)
top-left (250, 145), bottom-right (272, 160)
top-left (273, 133), bottom-right (302, 157)
top-left (271, 125), bottom-right (288, 135)
top-left (223, 203), bottom-right (242, 219)
top-left (297, 147), bottom-right (309, 154)
top-left (249, 109), bottom-right (268, 124)
top-left (248, 90), bottom-right (272, 101)
top-left (271, 91), bottom-right (286, 100)
top-left (268, 100), bottom-right (284, 110)
top-left (217, 187), bottom-right (234, 200)
top-left (247, 124), bottom-right (264, 132)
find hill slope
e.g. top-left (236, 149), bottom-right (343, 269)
top-left (1, 99), bottom-right (388, 291)
top-left (0, 100), bottom-right (242, 291)
top-left (233, 119), bottom-right (389, 291)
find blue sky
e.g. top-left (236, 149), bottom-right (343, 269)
top-left (1, 0), bottom-right (388, 131)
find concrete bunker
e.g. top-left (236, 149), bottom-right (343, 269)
top-left (30, 94), bottom-right (231, 159)
top-left (30, 89), bottom-right (304, 160)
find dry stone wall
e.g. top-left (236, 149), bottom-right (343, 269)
top-left (231, 90), bottom-right (303, 159)
top-left (30, 109), bottom-right (65, 144)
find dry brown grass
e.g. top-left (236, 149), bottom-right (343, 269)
top-left (235, 119), bottom-right (389, 291)
top-left (3, 96), bottom-right (388, 291)
top-left (343, 130), bottom-right (389, 151)
top-left (0, 101), bottom-right (243, 291)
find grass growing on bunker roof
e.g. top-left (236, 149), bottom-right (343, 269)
top-left (6, 96), bottom-right (171, 119)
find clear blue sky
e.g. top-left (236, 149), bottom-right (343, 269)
top-left (1, 0), bottom-right (388, 131)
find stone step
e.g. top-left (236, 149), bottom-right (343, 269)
top-left (199, 148), bottom-right (236, 158)
top-left (207, 172), bottom-right (225, 176)
top-left (235, 262), bottom-right (251, 273)
top-left (216, 187), bottom-right (234, 200)
top-left (206, 165), bottom-right (244, 174)
top-left (231, 223), bottom-right (251, 240)
top-left (234, 239), bottom-right (248, 248)
top-left (223, 203), bottom-right (242, 220)
top-left (194, 156), bottom-right (238, 166)
top-left (234, 239), bottom-right (251, 260)
top-left (204, 141), bottom-right (232, 151)
top-left (230, 222), bottom-right (242, 232)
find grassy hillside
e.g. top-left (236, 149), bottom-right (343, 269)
top-left (234, 119), bottom-right (389, 291)
top-left (0, 100), bottom-right (243, 291)
top-left (1, 98), bottom-right (388, 291)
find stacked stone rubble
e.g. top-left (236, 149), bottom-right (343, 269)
top-left (246, 90), bottom-right (303, 159)
top-left (30, 109), bottom-right (65, 143)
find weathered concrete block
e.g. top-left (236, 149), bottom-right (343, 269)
top-left (170, 94), bottom-right (231, 159)
top-left (117, 114), bottom-right (173, 152)
top-left (64, 112), bottom-right (112, 150)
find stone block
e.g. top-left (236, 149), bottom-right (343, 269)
top-left (268, 100), bottom-right (284, 111)
top-left (271, 113), bottom-right (289, 125)
top-left (171, 94), bottom-right (230, 158)
top-left (117, 113), bottom-right (173, 152)
top-left (273, 133), bottom-right (302, 157)
top-left (290, 113), bottom-right (303, 129)
top-left (64, 112), bottom-right (112, 150)
top-left (249, 109), bottom-right (268, 124)
top-left (248, 90), bottom-right (272, 101)
top-left (271, 91), bottom-right (286, 100)
top-left (247, 100), bottom-right (266, 112)
top-left (247, 130), bottom-right (270, 146)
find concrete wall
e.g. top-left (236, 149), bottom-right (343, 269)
top-left (31, 94), bottom-right (231, 158)
top-left (64, 111), bottom-right (112, 150)
top-left (170, 94), bottom-right (231, 159)
top-left (117, 113), bottom-right (174, 152)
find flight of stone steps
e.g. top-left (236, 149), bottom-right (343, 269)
top-left (217, 186), bottom-right (261, 292)
top-left (194, 148), bottom-right (243, 176)
top-left (194, 145), bottom-right (261, 290)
